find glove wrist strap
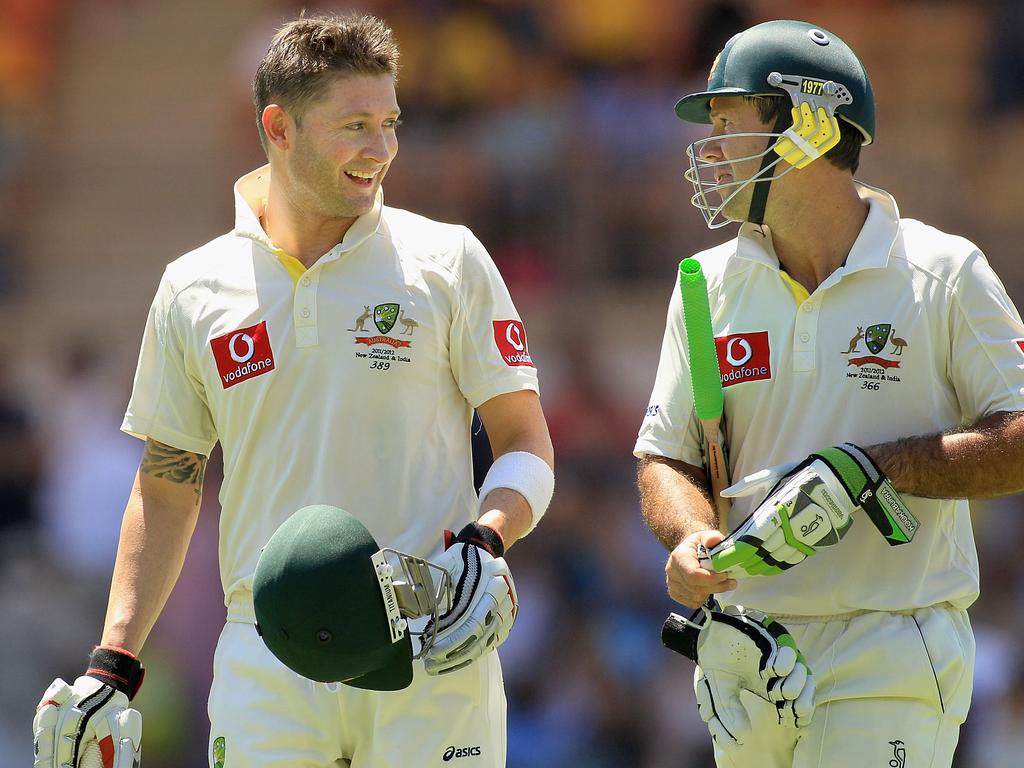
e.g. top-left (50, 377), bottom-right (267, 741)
top-left (453, 522), bottom-right (505, 558)
top-left (661, 599), bottom-right (718, 662)
top-left (86, 645), bottom-right (145, 700)
top-left (814, 443), bottom-right (919, 546)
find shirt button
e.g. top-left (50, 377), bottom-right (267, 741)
top-left (803, 303), bottom-right (813, 313)
top-left (799, 332), bottom-right (810, 342)
top-left (301, 277), bottom-right (311, 286)
top-left (301, 308), bottom-right (311, 318)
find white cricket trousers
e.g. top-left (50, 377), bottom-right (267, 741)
top-left (710, 605), bottom-right (974, 768)
top-left (206, 594), bottom-right (507, 767)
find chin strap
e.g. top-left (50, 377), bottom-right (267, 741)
top-left (746, 110), bottom-right (791, 226)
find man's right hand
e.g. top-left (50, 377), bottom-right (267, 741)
top-left (665, 529), bottom-right (738, 608)
top-left (662, 603), bottom-right (816, 746)
top-left (33, 647), bottom-right (143, 768)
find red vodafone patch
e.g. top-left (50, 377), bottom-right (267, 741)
top-left (210, 321), bottom-right (276, 389)
top-left (715, 331), bottom-right (771, 387)
top-left (1016, 339), bottom-right (1024, 355)
top-left (492, 320), bottom-right (534, 367)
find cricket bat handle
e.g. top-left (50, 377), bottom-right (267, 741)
top-left (702, 420), bottom-right (731, 520)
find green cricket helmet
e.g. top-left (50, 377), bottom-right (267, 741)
top-left (675, 20), bottom-right (875, 228)
top-left (253, 505), bottom-right (451, 690)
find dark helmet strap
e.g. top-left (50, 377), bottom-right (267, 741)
top-left (747, 109), bottom-right (792, 226)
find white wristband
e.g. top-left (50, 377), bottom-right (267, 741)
top-left (478, 451), bottom-right (554, 536)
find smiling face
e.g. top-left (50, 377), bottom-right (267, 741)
top-left (280, 72), bottom-right (401, 222)
top-left (697, 96), bottom-right (775, 222)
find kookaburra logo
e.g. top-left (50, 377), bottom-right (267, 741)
top-left (888, 739), bottom-right (906, 768)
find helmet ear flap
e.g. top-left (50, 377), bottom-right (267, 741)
top-left (774, 103), bottom-right (841, 168)
top-left (769, 72), bottom-right (851, 168)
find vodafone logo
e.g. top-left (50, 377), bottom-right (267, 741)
top-left (210, 321), bottom-right (276, 389)
top-left (492, 320), bottom-right (534, 368)
top-left (725, 337), bottom-right (753, 367)
top-left (229, 333), bottom-right (256, 363)
top-left (505, 322), bottom-right (526, 351)
top-left (1016, 339), bottom-right (1024, 355)
top-left (715, 331), bottom-right (771, 388)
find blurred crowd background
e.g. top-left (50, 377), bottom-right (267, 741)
top-left (2, 0), bottom-right (1023, 765)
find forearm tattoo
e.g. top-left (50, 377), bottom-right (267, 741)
top-left (141, 439), bottom-right (207, 501)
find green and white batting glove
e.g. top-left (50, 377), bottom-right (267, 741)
top-left (33, 646), bottom-right (143, 768)
top-left (662, 602), bottom-right (815, 745)
top-left (702, 443), bottom-right (918, 577)
top-left (422, 523), bottom-right (517, 676)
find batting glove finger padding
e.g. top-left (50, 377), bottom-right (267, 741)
top-left (705, 443), bottom-right (916, 577)
top-left (422, 526), bottom-right (517, 676)
top-left (663, 603), bottom-right (815, 746)
top-left (33, 676), bottom-right (142, 768)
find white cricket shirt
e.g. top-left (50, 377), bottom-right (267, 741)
top-left (123, 166), bottom-right (540, 604)
top-left (636, 183), bottom-right (1024, 615)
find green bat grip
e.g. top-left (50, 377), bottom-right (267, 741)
top-left (679, 258), bottom-right (723, 421)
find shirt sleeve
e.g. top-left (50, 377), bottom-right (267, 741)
top-left (120, 271), bottom-right (218, 456)
top-left (633, 279), bottom-right (704, 466)
top-left (948, 250), bottom-right (1024, 422)
top-left (449, 228), bottom-right (540, 408)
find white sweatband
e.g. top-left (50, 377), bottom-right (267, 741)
top-left (478, 451), bottom-right (554, 536)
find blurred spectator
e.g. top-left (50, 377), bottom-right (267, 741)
top-left (0, 359), bottom-right (40, 535)
top-left (988, 0), bottom-right (1024, 114)
top-left (967, 666), bottom-right (1024, 767)
top-left (35, 340), bottom-right (141, 576)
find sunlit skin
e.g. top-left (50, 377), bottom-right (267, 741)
top-left (700, 96), bottom-right (775, 223)
top-left (698, 95), bottom-right (869, 292)
top-left (260, 72), bottom-right (401, 266)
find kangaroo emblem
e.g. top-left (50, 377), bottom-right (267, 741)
top-left (842, 326), bottom-right (864, 354)
top-left (349, 305), bottom-right (371, 333)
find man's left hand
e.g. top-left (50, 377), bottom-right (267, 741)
top-left (703, 443), bottom-right (909, 576)
top-left (422, 523), bottom-right (517, 675)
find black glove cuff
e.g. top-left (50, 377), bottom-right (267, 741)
top-left (661, 599), bottom-right (719, 662)
top-left (86, 646), bottom-right (145, 700)
top-left (454, 522), bottom-right (505, 558)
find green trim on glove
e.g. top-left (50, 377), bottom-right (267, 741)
top-left (777, 503), bottom-right (817, 558)
top-left (816, 444), bottom-right (919, 546)
top-left (812, 446), bottom-right (870, 501)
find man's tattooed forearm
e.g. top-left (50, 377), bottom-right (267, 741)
top-left (141, 440), bottom-right (207, 489)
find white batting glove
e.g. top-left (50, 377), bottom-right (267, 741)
top-left (422, 523), bottom-right (517, 675)
top-left (34, 646), bottom-right (143, 768)
top-left (702, 444), bottom-right (917, 577)
top-left (663, 603), bottom-right (815, 745)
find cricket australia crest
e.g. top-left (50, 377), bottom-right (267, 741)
top-left (864, 323), bottom-right (891, 355)
top-left (843, 321), bottom-right (908, 390)
top-left (374, 303), bottom-right (400, 334)
top-left (348, 299), bottom-right (418, 367)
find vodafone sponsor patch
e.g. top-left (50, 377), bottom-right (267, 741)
top-left (493, 320), bottom-right (534, 367)
top-left (211, 321), bottom-right (276, 388)
top-left (715, 331), bottom-right (771, 387)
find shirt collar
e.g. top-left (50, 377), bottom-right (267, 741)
top-left (232, 164), bottom-right (384, 258)
top-left (734, 182), bottom-right (901, 272)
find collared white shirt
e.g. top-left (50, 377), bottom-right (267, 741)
top-left (636, 183), bottom-right (1024, 615)
top-left (123, 166), bottom-right (539, 603)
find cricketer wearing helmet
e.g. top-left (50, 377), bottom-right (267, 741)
top-left (33, 12), bottom-right (554, 768)
top-left (636, 19), bottom-right (1024, 768)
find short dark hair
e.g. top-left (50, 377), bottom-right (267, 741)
top-left (253, 13), bottom-right (401, 151)
top-left (744, 95), bottom-right (863, 173)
